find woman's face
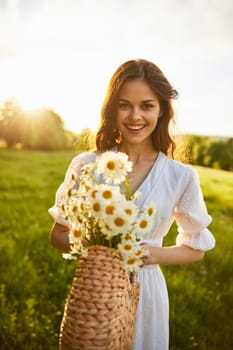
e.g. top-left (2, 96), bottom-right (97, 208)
top-left (116, 79), bottom-right (161, 146)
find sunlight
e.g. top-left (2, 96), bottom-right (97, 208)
top-left (1, 47), bottom-right (110, 132)
top-left (16, 92), bottom-right (45, 111)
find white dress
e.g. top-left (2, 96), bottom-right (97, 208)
top-left (49, 151), bottom-right (215, 350)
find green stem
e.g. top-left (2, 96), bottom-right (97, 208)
top-left (125, 176), bottom-right (132, 200)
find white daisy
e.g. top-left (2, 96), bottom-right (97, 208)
top-left (69, 223), bottom-right (83, 244)
top-left (86, 187), bottom-right (107, 217)
top-left (107, 210), bottom-right (132, 236)
top-left (98, 219), bottom-right (115, 239)
top-left (134, 214), bottom-right (153, 235)
top-left (95, 151), bottom-right (133, 184)
top-left (62, 253), bottom-right (76, 260)
top-left (123, 256), bottom-right (143, 272)
top-left (121, 201), bottom-right (138, 223)
top-left (94, 184), bottom-right (119, 203)
top-left (67, 198), bottom-right (79, 216)
top-left (118, 239), bottom-right (136, 258)
top-left (134, 245), bottom-right (148, 259)
top-left (143, 202), bottom-right (157, 218)
top-left (103, 202), bottom-right (117, 216)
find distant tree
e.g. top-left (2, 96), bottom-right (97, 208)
top-left (207, 140), bottom-right (233, 170)
top-left (20, 108), bottom-right (67, 150)
top-left (0, 119), bottom-right (3, 139)
top-left (64, 129), bottom-right (78, 149)
top-left (0, 98), bottom-right (22, 147)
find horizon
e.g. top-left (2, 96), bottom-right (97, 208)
top-left (1, 99), bottom-right (232, 140)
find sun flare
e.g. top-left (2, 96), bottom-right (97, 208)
top-left (0, 48), bottom-right (105, 132)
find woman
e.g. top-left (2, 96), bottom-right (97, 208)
top-left (49, 59), bottom-right (215, 350)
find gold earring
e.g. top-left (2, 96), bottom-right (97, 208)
top-left (115, 130), bottom-right (122, 144)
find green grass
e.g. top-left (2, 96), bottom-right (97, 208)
top-left (0, 150), bottom-right (232, 349)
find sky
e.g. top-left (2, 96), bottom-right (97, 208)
top-left (0, 0), bottom-right (232, 137)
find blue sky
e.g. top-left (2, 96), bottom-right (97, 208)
top-left (0, 0), bottom-right (232, 136)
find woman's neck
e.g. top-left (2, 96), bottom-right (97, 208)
top-left (117, 142), bottom-right (158, 163)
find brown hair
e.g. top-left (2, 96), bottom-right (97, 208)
top-left (95, 59), bottom-right (178, 156)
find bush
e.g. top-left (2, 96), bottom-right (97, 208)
top-left (179, 135), bottom-right (233, 171)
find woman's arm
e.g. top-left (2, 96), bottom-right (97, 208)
top-left (50, 222), bottom-right (70, 253)
top-left (142, 243), bottom-right (204, 265)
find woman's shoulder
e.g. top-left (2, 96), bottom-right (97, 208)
top-left (70, 151), bottom-right (97, 166)
top-left (161, 152), bottom-right (196, 180)
top-left (65, 151), bottom-right (97, 178)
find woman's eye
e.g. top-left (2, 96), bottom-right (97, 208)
top-left (142, 104), bottom-right (154, 110)
top-left (119, 103), bottom-right (129, 110)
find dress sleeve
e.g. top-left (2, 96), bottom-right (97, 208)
top-left (48, 152), bottom-right (92, 226)
top-left (174, 167), bottom-right (215, 251)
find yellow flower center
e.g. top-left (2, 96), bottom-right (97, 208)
top-left (106, 161), bottom-right (115, 171)
top-left (103, 190), bottom-right (112, 199)
top-left (140, 220), bottom-right (148, 229)
top-left (124, 244), bottom-right (133, 251)
top-left (125, 208), bottom-right (133, 215)
top-left (72, 205), bottom-right (78, 213)
top-left (93, 202), bottom-right (101, 212)
top-left (73, 229), bottom-right (82, 238)
top-left (114, 217), bottom-right (125, 227)
top-left (136, 250), bottom-right (143, 256)
top-left (127, 258), bottom-right (136, 265)
top-left (148, 208), bottom-right (153, 216)
top-left (67, 188), bottom-right (72, 198)
top-left (91, 190), bottom-right (98, 199)
top-left (105, 205), bottom-right (115, 215)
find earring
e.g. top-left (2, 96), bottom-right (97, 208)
top-left (115, 130), bottom-right (122, 144)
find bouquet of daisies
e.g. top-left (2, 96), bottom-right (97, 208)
top-left (61, 151), bottom-right (156, 272)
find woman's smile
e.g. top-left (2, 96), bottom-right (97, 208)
top-left (125, 123), bottom-right (146, 132)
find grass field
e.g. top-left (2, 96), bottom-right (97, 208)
top-left (0, 149), bottom-right (232, 350)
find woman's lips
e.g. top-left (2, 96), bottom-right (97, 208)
top-left (126, 124), bottom-right (146, 132)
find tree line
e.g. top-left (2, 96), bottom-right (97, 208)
top-left (178, 134), bottom-right (233, 171)
top-left (0, 98), bottom-right (94, 151)
top-left (0, 98), bottom-right (232, 171)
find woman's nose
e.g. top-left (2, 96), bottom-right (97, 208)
top-left (131, 107), bottom-right (141, 119)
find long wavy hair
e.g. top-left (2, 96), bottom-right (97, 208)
top-left (95, 59), bottom-right (178, 156)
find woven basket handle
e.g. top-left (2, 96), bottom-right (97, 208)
top-left (130, 271), bottom-right (137, 287)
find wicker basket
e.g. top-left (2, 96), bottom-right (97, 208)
top-left (59, 245), bottom-right (140, 350)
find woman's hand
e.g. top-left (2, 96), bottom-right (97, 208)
top-left (50, 222), bottom-right (70, 252)
top-left (141, 244), bottom-right (158, 265)
top-left (141, 243), bottom-right (204, 265)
